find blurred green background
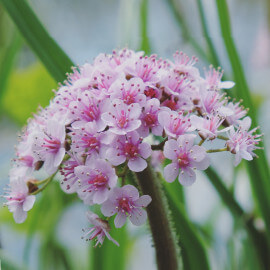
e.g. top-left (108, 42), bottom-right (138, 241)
top-left (0, 0), bottom-right (270, 269)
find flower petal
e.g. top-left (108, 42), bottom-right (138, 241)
top-left (128, 157), bottom-right (147, 172)
top-left (114, 212), bottom-right (127, 228)
top-left (178, 167), bottom-right (196, 186)
top-left (164, 163), bottom-right (179, 183)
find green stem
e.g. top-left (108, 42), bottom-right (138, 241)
top-left (206, 147), bottom-right (227, 153)
top-left (196, 0), bottom-right (220, 67)
top-left (205, 167), bottom-right (270, 269)
top-left (217, 135), bottom-right (228, 141)
top-left (216, 0), bottom-right (270, 246)
top-left (31, 172), bottom-right (57, 195)
top-left (139, 0), bottom-right (151, 54)
top-left (134, 165), bottom-right (179, 270)
top-left (164, 182), bottom-right (210, 270)
top-left (198, 139), bottom-right (205, 146)
top-left (165, 0), bottom-right (209, 62)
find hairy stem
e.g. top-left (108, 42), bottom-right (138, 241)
top-left (135, 165), bottom-right (179, 270)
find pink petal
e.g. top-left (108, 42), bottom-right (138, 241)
top-left (93, 189), bottom-right (108, 204)
top-left (178, 167), bottom-right (196, 186)
top-left (164, 139), bottom-right (178, 160)
top-left (139, 142), bottom-right (151, 159)
top-left (114, 212), bottom-right (127, 228)
top-left (101, 200), bottom-right (117, 217)
top-left (134, 195), bottom-right (152, 207)
top-left (189, 145), bottom-right (207, 162)
top-left (106, 148), bottom-right (126, 166)
top-left (103, 230), bottom-right (119, 246)
top-left (191, 155), bottom-right (210, 170)
top-left (101, 112), bottom-right (115, 125)
top-left (158, 111), bottom-right (170, 127)
top-left (23, 195), bottom-right (36, 212)
top-left (129, 208), bottom-right (147, 226)
top-left (164, 163), bottom-right (179, 182)
top-left (122, 185), bottom-right (139, 199)
top-left (128, 157), bottom-right (147, 172)
top-left (126, 120), bottom-right (141, 132)
top-left (54, 148), bottom-right (65, 167)
top-left (13, 207), bottom-right (27, 224)
top-left (177, 134), bottom-right (196, 150)
top-left (128, 103), bottom-right (141, 119)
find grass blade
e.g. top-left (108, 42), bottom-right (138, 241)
top-left (1, 0), bottom-right (74, 83)
top-left (205, 167), bottom-right (269, 269)
top-left (163, 180), bottom-right (210, 270)
top-left (0, 31), bottom-right (21, 108)
top-left (196, 0), bottom-right (220, 68)
top-left (215, 0), bottom-right (270, 246)
top-left (165, 0), bottom-right (209, 61)
top-left (140, 0), bottom-right (151, 54)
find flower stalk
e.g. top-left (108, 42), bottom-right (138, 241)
top-left (135, 164), bottom-right (179, 270)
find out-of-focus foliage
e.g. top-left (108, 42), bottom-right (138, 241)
top-left (1, 0), bottom-right (74, 83)
top-left (2, 63), bottom-right (56, 124)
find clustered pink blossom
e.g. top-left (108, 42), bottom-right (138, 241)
top-left (4, 49), bottom-right (261, 246)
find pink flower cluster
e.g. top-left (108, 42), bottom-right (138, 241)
top-left (4, 49), bottom-right (261, 246)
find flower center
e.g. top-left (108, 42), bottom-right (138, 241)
top-left (144, 113), bottom-right (157, 126)
top-left (144, 87), bottom-right (157, 98)
top-left (124, 143), bottom-right (138, 158)
top-left (118, 197), bottom-right (132, 214)
top-left (42, 137), bottom-right (61, 154)
top-left (85, 105), bottom-right (99, 121)
top-left (117, 110), bottom-right (128, 128)
top-left (88, 173), bottom-right (108, 188)
top-left (177, 153), bottom-right (190, 168)
top-left (82, 136), bottom-right (99, 149)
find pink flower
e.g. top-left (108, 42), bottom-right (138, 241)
top-left (226, 117), bottom-right (261, 166)
top-left (126, 55), bottom-right (162, 86)
top-left (4, 178), bottom-right (35, 223)
top-left (158, 109), bottom-right (193, 138)
top-left (204, 66), bottom-right (235, 90)
top-left (70, 122), bottom-right (110, 158)
top-left (32, 120), bottom-right (66, 174)
top-left (60, 153), bottom-right (83, 194)
top-left (172, 51), bottom-right (200, 79)
top-left (106, 131), bottom-right (151, 172)
top-left (138, 98), bottom-right (163, 137)
top-left (82, 211), bottom-right (119, 247)
top-left (161, 74), bottom-right (192, 98)
top-left (69, 91), bottom-right (108, 130)
top-left (75, 158), bottom-right (117, 204)
top-left (163, 134), bottom-right (210, 185)
top-left (101, 99), bottom-right (141, 135)
top-left (110, 78), bottom-right (146, 106)
top-left (224, 101), bottom-right (247, 126)
top-left (198, 88), bottom-right (233, 117)
top-left (101, 185), bottom-right (152, 228)
top-left (190, 115), bottom-right (231, 140)
top-left (94, 48), bottom-right (143, 71)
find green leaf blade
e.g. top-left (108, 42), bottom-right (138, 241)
top-left (1, 0), bottom-right (74, 83)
